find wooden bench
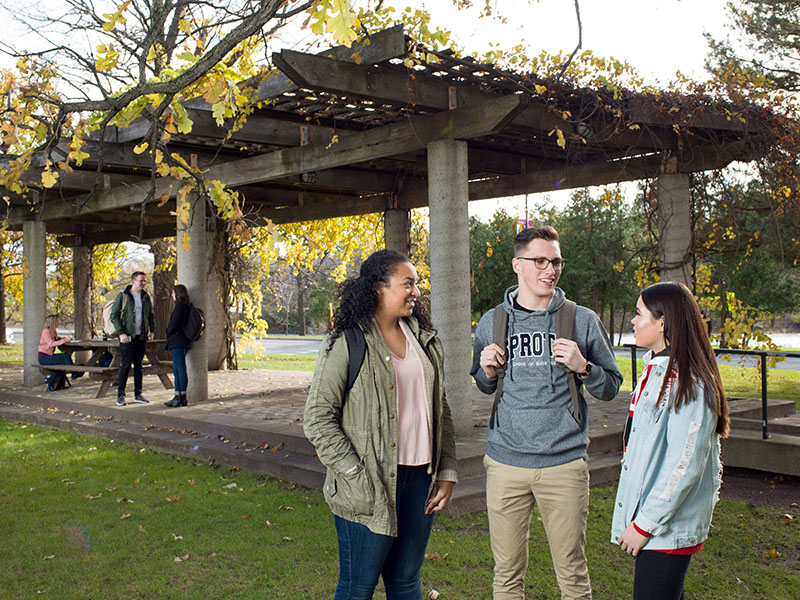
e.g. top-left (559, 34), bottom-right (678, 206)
top-left (38, 364), bottom-right (116, 374)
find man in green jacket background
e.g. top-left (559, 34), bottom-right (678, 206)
top-left (110, 271), bottom-right (155, 406)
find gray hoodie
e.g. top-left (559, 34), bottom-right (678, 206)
top-left (471, 286), bottom-right (623, 469)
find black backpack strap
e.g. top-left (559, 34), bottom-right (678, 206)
top-left (556, 299), bottom-right (583, 426)
top-left (343, 326), bottom-right (366, 393)
top-left (489, 304), bottom-right (508, 429)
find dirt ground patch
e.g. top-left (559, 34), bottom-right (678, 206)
top-left (721, 467), bottom-right (800, 514)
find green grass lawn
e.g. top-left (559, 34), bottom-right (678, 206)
top-left (1, 420), bottom-right (798, 599)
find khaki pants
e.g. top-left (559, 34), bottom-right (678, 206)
top-left (484, 455), bottom-right (591, 600)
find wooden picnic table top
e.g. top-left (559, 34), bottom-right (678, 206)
top-left (62, 338), bottom-right (166, 351)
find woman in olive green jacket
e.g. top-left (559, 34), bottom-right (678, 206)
top-left (304, 249), bottom-right (458, 600)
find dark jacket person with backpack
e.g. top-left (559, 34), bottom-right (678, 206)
top-left (471, 226), bottom-right (622, 600)
top-left (110, 271), bottom-right (155, 406)
top-left (304, 249), bottom-right (457, 600)
top-left (164, 284), bottom-right (192, 407)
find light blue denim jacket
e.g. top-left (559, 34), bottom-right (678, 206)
top-left (611, 352), bottom-right (721, 551)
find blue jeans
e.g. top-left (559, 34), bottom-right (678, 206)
top-left (171, 347), bottom-right (188, 394)
top-left (333, 465), bottom-right (434, 600)
top-left (634, 550), bottom-right (691, 600)
top-left (39, 352), bottom-right (73, 388)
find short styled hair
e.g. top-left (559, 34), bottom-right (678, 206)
top-left (514, 225), bottom-right (559, 256)
top-left (131, 271), bottom-right (146, 281)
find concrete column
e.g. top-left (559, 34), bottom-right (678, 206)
top-left (384, 208), bottom-right (410, 255)
top-left (177, 193), bottom-right (208, 402)
top-left (205, 226), bottom-right (228, 370)
top-left (23, 221), bottom-right (46, 386)
top-left (657, 173), bottom-right (692, 285)
top-left (427, 139), bottom-right (473, 438)
top-left (72, 246), bottom-right (92, 363)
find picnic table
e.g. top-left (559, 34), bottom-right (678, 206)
top-left (39, 339), bottom-right (172, 398)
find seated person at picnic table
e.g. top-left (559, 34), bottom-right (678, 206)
top-left (38, 314), bottom-right (83, 391)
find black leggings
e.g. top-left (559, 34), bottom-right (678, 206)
top-left (633, 550), bottom-right (691, 600)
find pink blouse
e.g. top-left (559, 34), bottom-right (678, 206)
top-left (38, 328), bottom-right (69, 355)
top-left (391, 339), bottom-right (432, 466)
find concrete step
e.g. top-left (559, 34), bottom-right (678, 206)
top-left (722, 430), bottom-right (800, 477)
top-left (730, 417), bottom-right (800, 436)
top-left (0, 390), bottom-right (316, 455)
top-left (726, 397), bottom-right (796, 420)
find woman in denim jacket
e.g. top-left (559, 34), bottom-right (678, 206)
top-left (611, 281), bottom-right (730, 599)
top-left (304, 249), bottom-right (457, 600)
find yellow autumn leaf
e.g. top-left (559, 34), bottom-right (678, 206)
top-left (133, 142), bottom-right (149, 154)
top-left (534, 84), bottom-right (547, 95)
top-left (181, 232), bottom-right (192, 250)
top-left (41, 170), bottom-right (58, 188)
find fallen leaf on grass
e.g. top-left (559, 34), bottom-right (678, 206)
top-left (105, 487), bottom-right (116, 492)
top-left (120, 513), bottom-right (131, 519)
top-left (264, 520), bottom-right (275, 527)
top-left (43, 555), bottom-right (55, 560)
top-left (139, 524), bottom-right (146, 533)
top-left (86, 494), bottom-right (102, 500)
top-left (424, 552), bottom-right (448, 561)
top-left (282, 537), bottom-right (293, 542)
top-left (165, 496), bottom-right (182, 503)
top-left (242, 514), bottom-right (250, 519)
top-left (429, 590), bottom-right (441, 599)
top-left (174, 554), bottom-right (189, 562)
top-left (223, 483), bottom-right (237, 489)
top-left (117, 497), bottom-right (134, 503)
top-left (763, 548), bottom-right (781, 558)
top-left (172, 533), bottom-right (183, 540)
top-left (88, 447), bottom-right (97, 452)
top-left (279, 505), bottom-right (294, 511)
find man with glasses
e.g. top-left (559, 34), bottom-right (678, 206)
top-left (110, 271), bottom-right (156, 406)
top-left (471, 225), bottom-right (622, 600)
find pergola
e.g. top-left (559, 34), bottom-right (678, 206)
top-left (5, 26), bottom-right (773, 435)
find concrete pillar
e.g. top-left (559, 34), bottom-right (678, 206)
top-left (205, 226), bottom-right (228, 370)
top-left (384, 208), bottom-right (410, 255)
top-left (177, 193), bottom-right (208, 402)
top-left (657, 173), bottom-right (692, 285)
top-left (427, 139), bottom-right (473, 437)
top-left (23, 221), bottom-right (46, 386)
top-left (73, 245), bottom-right (92, 362)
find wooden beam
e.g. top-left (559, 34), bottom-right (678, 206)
top-left (10, 95), bottom-right (526, 225)
top-left (205, 94), bottom-right (529, 188)
top-left (57, 222), bottom-right (177, 247)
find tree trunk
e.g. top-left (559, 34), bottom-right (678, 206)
top-left (296, 273), bottom-right (306, 336)
top-left (609, 301), bottom-right (615, 346)
top-left (150, 239), bottom-right (176, 361)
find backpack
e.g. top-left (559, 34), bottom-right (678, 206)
top-left (489, 299), bottom-right (583, 429)
top-left (102, 293), bottom-right (127, 337)
top-left (184, 304), bottom-right (206, 341)
top-left (343, 326), bottom-right (366, 393)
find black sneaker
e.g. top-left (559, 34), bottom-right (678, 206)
top-left (133, 394), bottom-right (150, 404)
top-left (116, 396), bottom-right (127, 406)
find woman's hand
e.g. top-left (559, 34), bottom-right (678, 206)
top-left (617, 522), bottom-right (649, 556)
top-left (425, 480), bottom-right (455, 514)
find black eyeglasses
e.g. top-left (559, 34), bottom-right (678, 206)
top-left (515, 256), bottom-right (566, 270)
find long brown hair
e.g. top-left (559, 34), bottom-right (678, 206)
top-left (44, 314), bottom-right (60, 337)
top-left (640, 281), bottom-right (730, 437)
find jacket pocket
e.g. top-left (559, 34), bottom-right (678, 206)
top-left (330, 465), bottom-right (375, 516)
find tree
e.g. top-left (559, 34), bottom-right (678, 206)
top-left (706, 0), bottom-right (800, 92)
top-left (469, 209), bottom-right (517, 320)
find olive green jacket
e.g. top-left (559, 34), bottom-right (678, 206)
top-left (303, 317), bottom-right (458, 536)
top-left (110, 285), bottom-right (155, 338)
